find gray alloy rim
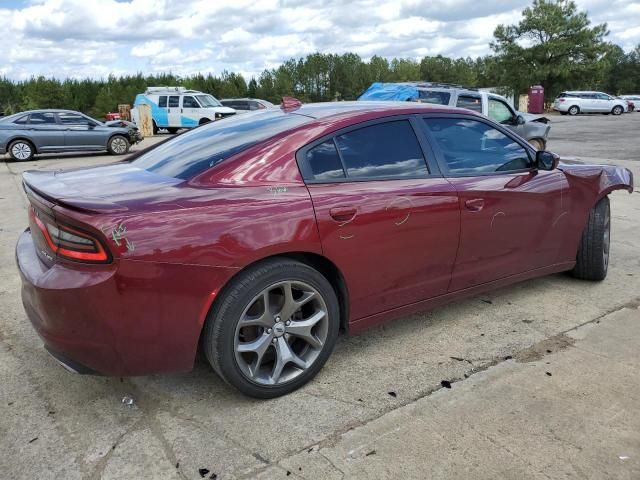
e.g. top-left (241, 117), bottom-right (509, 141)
top-left (11, 142), bottom-right (32, 160)
top-left (569, 106), bottom-right (579, 115)
top-left (111, 137), bottom-right (128, 154)
top-left (603, 206), bottom-right (610, 268)
top-left (233, 280), bottom-right (329, 386)
top-left (613, 106), bottom-right (623, 115)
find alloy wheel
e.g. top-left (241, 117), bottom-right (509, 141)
top-left (233, 281), bottom-right (329, 386)
top-left (11, 142), bottom-right (32, 160)
top-left (111, 137), bottom-right (128, 154)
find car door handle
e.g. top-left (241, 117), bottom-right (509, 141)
top-left (329, 207), bottom-right (357, 222)
top-left (465, 198), bottom-right (484, 212)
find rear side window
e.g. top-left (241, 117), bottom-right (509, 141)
top-left (158, 96), bottom-right (167, 107)
top-left (334, 120), bottom-right (428, 179)
top-left (133, 110), bottom-right (311, 180)
top-left (306, 141), bottom-right (345, 181)
top-left (29, 112), bottom-right (57, 124)
top-left (13, 115), bottom-right (29, 125)
top-left (456, 95), bottom-right (482, 112)
top-left (168, 96), bottom-right (180, 108)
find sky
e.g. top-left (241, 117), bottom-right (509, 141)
top-left (0, 0), bottom-right (639, 81)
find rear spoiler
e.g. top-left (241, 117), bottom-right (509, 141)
top-left (22, 171), bottom-right (128, 214)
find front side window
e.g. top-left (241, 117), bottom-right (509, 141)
top-left (168, 96), bottom-right (180, 108)
top-left (423, 118), bottom-right (532, 175)
top-left (456, 95), bottom-right (482, 112)
top-left (334, 120), bottom-right (428, 179)
top-left (306, 140), bottom-right (345, 181)
top-left (133, 110), bottom-right (311, 180)
top-left (596, 93), bottom-right (610, 100)
top-left (488, 99), bottom-right (514, 124)
top-left (58, 113), bottom-right (92, 126)
top-left (182, 96), bottom-right (200, 108)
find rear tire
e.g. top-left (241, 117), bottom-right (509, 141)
top-left (202, 258), bottom-right (340, 398)
top-left (8, 139), bottom-right (35, 161)
top-left (572, 197), bottom-right (610, 281)
top-left (612, 105), bottom-right (624, 116)
top-left (107, 135), bottom-right (130, 155)
top-left (568, 106), bottom-right (580, 116)
top-left (152, 121), bottom-right (159, 135)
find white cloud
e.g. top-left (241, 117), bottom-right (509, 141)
top-left (0, 0), bottom-right (637, 80)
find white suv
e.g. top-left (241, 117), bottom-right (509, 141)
top-left (553, 91), bottom-right (627, 116)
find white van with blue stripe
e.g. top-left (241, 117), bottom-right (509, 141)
top-left (133, 87), bottom-right (236, 134)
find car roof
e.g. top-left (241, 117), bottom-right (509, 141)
top-left (8, 109), bottom-right (84, 115)
top-left (291, 101), bottom-right (465, 120)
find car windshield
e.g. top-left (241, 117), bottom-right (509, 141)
top-left (132, 110), bottom-right (310, 180)
top-left (196, 95), bottom-right (222, 108)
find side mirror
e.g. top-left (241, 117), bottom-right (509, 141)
top-left (515, 114), bottom-right (526, 125)
top-left (536, 150), bottom-right (559, 171)
top-left (88, 123), bottom-right (96, 129)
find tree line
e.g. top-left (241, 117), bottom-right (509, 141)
top-left (0, 0), bottom-right (638, 119)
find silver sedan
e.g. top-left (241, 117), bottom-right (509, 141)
top-left (0, 109), bottom-right (142, 161)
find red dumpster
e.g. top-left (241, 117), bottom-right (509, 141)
top-left (105, 112), bottom-right (121, 121)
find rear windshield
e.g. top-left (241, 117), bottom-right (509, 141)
top-left (133, 111), bottom-right (310, 179)
top-left (418, 90), bottom-right (451, 105)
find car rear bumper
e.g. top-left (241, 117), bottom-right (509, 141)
top-left (16, 228), bottom-right (235, 376)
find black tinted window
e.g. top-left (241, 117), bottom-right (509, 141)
top-left (133, 111), bottom-right (310, 180)
top-left (423, 118), bottom-right (532, 175)
top-left (29, 112), bottom-right (57, 124)
top-left (183, 96), bottom-right (199, 108)
top-left (334, 121), bottom-right (428, 179)
top-left (456, 95), bottom-right (482, 112)
top-left (418, 90), bottom-right (451, 105)
top-left (168, 96), bottom-right (180, 108)
top-left (307, 140), bottom-right (345, 181)
top-left (158, 96), bottom-right (167, 107)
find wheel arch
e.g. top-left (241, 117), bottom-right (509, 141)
top-left (8, 136), bottom-right (38, 153)
top-left (198, 251), bottom-right (350, 343)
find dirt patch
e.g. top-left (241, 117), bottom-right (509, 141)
top-left (514, 333), bottom-right (575, 363)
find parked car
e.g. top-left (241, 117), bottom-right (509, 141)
top-left (359, 82), bottom-right (551, 150)
top-left (620, 95), bottom-right (640, 111)
top-left (133, 87), bottom-right (236, 134)
top-left (552, 91), bottom-right (627, 116)
top-left (16, 101), bottom-right (633, 398)
top-left (220, 98), bottom-right (275, 113)
top-left (0, 109), bottom-right (142, 161)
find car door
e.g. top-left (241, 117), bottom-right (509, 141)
top-left (596, 93), bottom-right (613, 112)
top-left (299, 118), bottom-right (460, 320)
top-left (58, 112), bottom-right (105, 150)
top-left (421, 115), bottom-right (568, 292)
top-left (167, 95), bottom-right (182, 127)
top-left (24, 112), bottom-right (66, 151)
top-left (581, 93), bottom-right (598, 112)
top-left (181, 95), bottom-right (201, 127)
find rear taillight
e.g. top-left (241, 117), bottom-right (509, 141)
top-left (558, 99), bottom-right (565, 102)
top-left (29, 207), bottom-right (110, 263)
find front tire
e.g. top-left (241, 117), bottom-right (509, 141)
top-left (107, 135), bottom-right (130, 155)
top-left (8, 139), bottom-right (35, 161)
top-left (572, 197), bottom-right (610, 281)
top-left (202, 258), bottom-right (340, 398)
top-left (612, 105), bottom-right (624, 116)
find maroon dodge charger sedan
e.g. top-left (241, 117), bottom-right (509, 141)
top-left (16, 101), bottom-right (633, 397)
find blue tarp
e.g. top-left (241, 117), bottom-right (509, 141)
top-left (358, 82), bottom-right (419, 101)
